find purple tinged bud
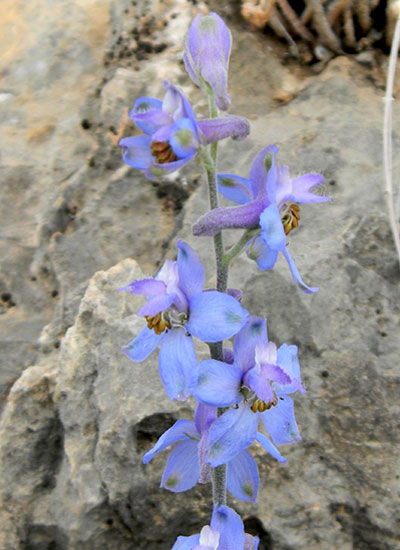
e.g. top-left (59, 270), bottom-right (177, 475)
top-left (184, 12), bottom-right (232, 111)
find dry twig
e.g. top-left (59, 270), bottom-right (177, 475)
top-left (383, 2), bottom-right (400, 267)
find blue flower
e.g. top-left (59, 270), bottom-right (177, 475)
top-left (172, 504), bottom-right (259, 550)
top-left (143, 404), bottom-right (259, 503)
top-left (193, 145), bottom-right (330, 293)
top-left (184, 12), bottom-right (232, 111)
top-left (120, 240), bottom-right (249, 401)
top-left (119, 82), bottom-right (249, 180)
top-left (190, 317), bottom-right (305, 466)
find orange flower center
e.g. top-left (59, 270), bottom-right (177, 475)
top-left (151, 141), bottom-right (178, 164)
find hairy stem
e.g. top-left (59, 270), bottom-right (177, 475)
top-left (208, 86), bottom-right (219, 164)
top-left (198, 147), bottom-right (229, 293)
top-left (202, 146), bottom-right (227, 505)
top-left (223, 228), bottom-right (260, 267)
top-left (199, 89), bottom-right (229, 507)
top-left (211, 462), bottom-right (227, 507)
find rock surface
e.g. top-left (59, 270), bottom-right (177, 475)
top-left (1, 0), bottom-right (400, 549)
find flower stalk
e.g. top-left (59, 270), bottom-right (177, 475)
top-left (200, 85), bottom-right (229, 507)
top-left (223, 228), bottom-right (260, 267)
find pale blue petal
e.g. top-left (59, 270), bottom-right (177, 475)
top-left (137, 293), bottom-right (176, 316)
top-left (172, 534), bottom-right (200, 550)
top-left (152, 123), bottom-right (172, 143)
top-left (159, 328), bottom-right (197, 401)
top-left (177, 240), bottom-right (205, 300)
top-left (207, 404), bottom-right (258, 467)
top-left (122, 326), bottom-right (163, 362)
top-left (260, 395), bottom-right (301, 445)
top-left (143, 419), bottom-right (198, 464)
top-left (170, 118), bottom-right (200, 157)
top-left (194, 403), bottom-right (217, 435)
top-left (249, 145), bottom-right (279, 199)
top-left (134, 109), bottom-right (172, 136)
top-left (261, 364), bottom-right (291, 385)
top-left (276, 344), bottom-right (305, 394)
top-left (289, 173), bottom-right (329, 203)
top-left (223, 348), bottom-right (234, 364)
top-left (255, 432), bottom-right (287, 463)
top-left (246, 236), bottom-right (278, 271)
top-left (131, 97), bottom-right (171, 135)
top-left (161, 439), bottom-right (200, 492)
top-left (245, 366), bottom-right (274, 403)
top-left (282, 248), bottom-right (319, 294)
top-left (119, 278), bottom-right (166, 296)
top-left (233, 316), bottom-right (267, 372)
top-left (145, 152), bottom-right (196, 180)
top-left (186, 291), bottom-right (249, 343)
top-left (227, 288), bottom-right (242, 302)
top-left (244, 534), bottom-right (260, 550)
top-left (217, 174), bottom-right (253, 204)
top-left (227, 449), bottom-right (259, 502)
top-left (163, 83), bottom-right (197, 124)
top-left (259, 204), bottom-right (286, 251)
top-left (191, 360), bottom-right (242, 407)
top-left (210, 505), bottom-right (244, 550)
top-left (131, 97), bottom-right (163, 113)
top-left (274, 164), bottom-right (291, 206)
top-left (119, 136), bottom-right (152, 169)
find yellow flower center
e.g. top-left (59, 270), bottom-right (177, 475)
top-left (281, 203), bottom-right (300, 236)
top-left (251, 393), bottom-right (278, 413)
top-left (145, 312), bottom-right (172, 335)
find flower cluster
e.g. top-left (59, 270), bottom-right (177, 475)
top-left (121, 240), bottom-right (248, 401)
top-left (120, 241), bottom-right (305, 527)
top-left (118, 10), bottom-right (329, 550)
top-left (119, 82), bottom-right (249, 180)
top-left (193, 145), bottom-right (329, 293)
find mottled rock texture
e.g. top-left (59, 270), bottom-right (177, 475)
top-left (1, 0), bottom-right (400, 549)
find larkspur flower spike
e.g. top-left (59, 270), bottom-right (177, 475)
top-left (184, 12), bottom-right (232, 111)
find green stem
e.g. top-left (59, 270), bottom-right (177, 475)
top-left (208, 88), bottom-right (219, 165)
top-left (223, 228), bottom-right (260, 267)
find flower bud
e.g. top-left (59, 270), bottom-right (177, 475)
top-left (183, 12), bottom-right (232, 111)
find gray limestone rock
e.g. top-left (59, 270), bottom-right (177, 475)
top-left (172, 56), bottom-right (400, 550)
top-left (1, 0), bottom-right (400, 549)
top-left (0, 259), bottom-right (209, 549)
